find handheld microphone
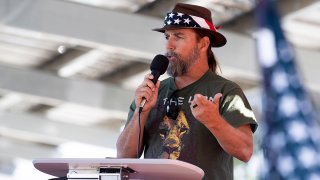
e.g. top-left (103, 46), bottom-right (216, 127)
top-left (139, 54), bottom-right (169, 111)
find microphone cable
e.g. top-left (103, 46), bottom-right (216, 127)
top-left (137, 107), bottom-right (143, 159)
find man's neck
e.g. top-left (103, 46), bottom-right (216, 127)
top-left (174, 65), bottom-right (209, 89)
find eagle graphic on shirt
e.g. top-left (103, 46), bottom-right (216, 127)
top-left (158, 111), bottom-right (190, 159)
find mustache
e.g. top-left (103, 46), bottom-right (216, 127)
top-left (165, 52), bottom-right (179, 58)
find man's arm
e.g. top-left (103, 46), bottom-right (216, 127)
top-left (116, 109), bottom-right (150, 158)
top-left (191, 93), bottom-right (254, 162)
top-left (206, 119), bottom-right (253, 162)
top-left (116, 74), bottom-right (160, 158)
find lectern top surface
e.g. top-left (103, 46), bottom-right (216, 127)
top-left (33, 158), bottom-right (204, 180)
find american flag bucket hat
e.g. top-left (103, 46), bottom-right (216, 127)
top-left (153, 3), bottom-right (227, 47)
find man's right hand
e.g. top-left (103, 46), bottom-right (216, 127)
top-left (135, 73), bottom-right (160, 113)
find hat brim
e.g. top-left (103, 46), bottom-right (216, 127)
top-left (152, 25), bottom-right (227, 48)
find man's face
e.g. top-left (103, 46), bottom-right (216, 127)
top-left (164, 29), bottom-right (200, 77)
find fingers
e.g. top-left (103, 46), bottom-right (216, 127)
top-left (213, 93), bottom-right (222, 105)
top-left (139, 74), bottom-right (156, 91)
top-left (191, 93), bottom-right (222, 109)
top-left (192, 94), bottom-right (206, 108)
top-left (155, 80), bottom-right (160, 89)
top-left (135, 73), bottom-right (160, 108)
top-left (190, 93), bottom-right (223, 126)
top-left (136, 86), bottom-right (152, 101)
top-left (153, 80), bottom-right (160, 99)
top-left (190, 94), bottom-right (200, 108)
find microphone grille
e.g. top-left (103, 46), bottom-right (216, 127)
top-left (150, 54), bottom-right (169, 75)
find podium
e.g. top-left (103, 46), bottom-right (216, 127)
top-left (33, 158), bottom-right (204, 180)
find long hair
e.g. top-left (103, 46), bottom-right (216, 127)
top-left (194, 29), bottom-right (220, 74)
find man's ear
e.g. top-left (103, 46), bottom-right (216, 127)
top-left (199, 36), bottom-right (210, 51)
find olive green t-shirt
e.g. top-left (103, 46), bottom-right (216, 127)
top-left (126, 70), bottom-right (258, 180)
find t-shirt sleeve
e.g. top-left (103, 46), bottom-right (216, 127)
top-left (220, 87), bottom-right (258, 133)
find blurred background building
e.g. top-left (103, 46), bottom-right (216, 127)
top-left (0, 0), bottom-right (319, 179)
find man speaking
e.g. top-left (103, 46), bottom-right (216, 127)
top-left (116, 3), bottom-right (258, 179)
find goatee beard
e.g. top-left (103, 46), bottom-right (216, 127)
top-left (165, 47), bottom-right (199, 77)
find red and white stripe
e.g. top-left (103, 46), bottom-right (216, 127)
top-left (190, 15), bottom-right (217, 32)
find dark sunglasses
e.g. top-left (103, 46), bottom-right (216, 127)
top-left (165, 93), bottom-right (180, 120)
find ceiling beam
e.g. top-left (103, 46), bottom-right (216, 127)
top-left (136, 0), bottom-right (181, 17)
top-left (99, 61), bottom-right (149, 84)
top-left (0, 136), bottom-right (57, 161)
top-left (0, 111), bottom-right (120, 148)
top-left (0, 0), bottom-right (166, 57)
top-left (0, 66), bottom-right (134, 112)
top-left (37, 45), bottom-right (92, 70)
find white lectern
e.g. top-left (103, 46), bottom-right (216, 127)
top-left (33, 158), bottom-right (204, 180)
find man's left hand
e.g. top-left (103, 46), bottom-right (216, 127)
top-left (190, 93), bottom-right (222, 125)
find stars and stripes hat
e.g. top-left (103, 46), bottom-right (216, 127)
top-left (153, 3), bottom-right (227, 47)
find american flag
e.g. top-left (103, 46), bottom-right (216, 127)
top-left (255, 0), bottom-right (320, 179)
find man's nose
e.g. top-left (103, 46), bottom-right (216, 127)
top-left (166, 37), bottom-right (175, 51)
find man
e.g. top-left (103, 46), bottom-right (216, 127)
top-left (116, 3), bottom-right (258, 180)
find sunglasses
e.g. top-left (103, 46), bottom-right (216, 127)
top-left (165, 92), bottom-right (180, 120)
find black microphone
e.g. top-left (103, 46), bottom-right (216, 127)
top-left (139, 54), bottom-right (169, 111)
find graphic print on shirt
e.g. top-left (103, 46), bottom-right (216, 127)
top-left (159, 110), bottom-right (190, 159)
